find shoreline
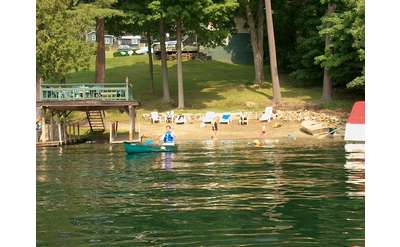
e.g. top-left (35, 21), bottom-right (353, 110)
top-left (113, 119), bottom-right (345, 144)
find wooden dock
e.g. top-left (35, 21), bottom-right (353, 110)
top-left (36, 81), bottom-right (140, 146)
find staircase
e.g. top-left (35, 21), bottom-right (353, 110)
top-left (86, 111), bottom-right (105, 133)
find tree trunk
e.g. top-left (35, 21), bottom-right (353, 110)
top-left (95, 17), bottom-right (105, 83)
top-left (147, 31), bottom-right (155, 95)
top-left (160, 15), bottom-right (171, 102)
top-left (245, 2), bottom-right (262, 84)
top-left (257, 0), bottom-right (265, 83)
top-left (264, 0), bottom-right (281, 105)
top-left (321, 3), bottom-right (337, 103)
top-left (176, 18), bottom-right (184, 109)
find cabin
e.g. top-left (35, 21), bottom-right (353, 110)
top-left (117, 35), bottom-right (141, 50)
top-left (86, 31), bottom-right (115, 45)
top-left (205, 17), bottom-right (253, 65)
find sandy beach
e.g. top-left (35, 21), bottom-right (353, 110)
top-left (110, 118), bottom-right (344, 144)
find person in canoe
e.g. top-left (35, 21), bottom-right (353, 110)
top-left (160, 125), bottom-right (175, 145)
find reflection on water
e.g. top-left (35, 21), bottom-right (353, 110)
top-left (37, 141), bottom-right (364, 246)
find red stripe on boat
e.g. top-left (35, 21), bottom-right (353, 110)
top-left (348, 101), bottom-right (365, 124)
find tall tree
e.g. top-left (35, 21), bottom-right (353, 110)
top-left (108, 0), bottom-right (158, 94)
top-left (148, 0), bottom-right (172, 102)
top-left (239, 0), bottom-right (265, 84)
top-left (176, 17), bottom-right (184, 108)
top-left (95, 16), bottom-right (106, 83)
top-left (159, 12), bottom-right (171, 102)
top-left (146, 31), bottom-right (155, 94)
top-left (165, 0), bottom-right (239, 108)
top-left (264, 0), bottom-right (281, 104)
top-left (88, 0), bottom-right (119, 83)
top-left (321, 3), bottom-right (336, 102)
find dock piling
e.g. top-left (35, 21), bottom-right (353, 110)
top-left (58, 122), bottom-right (63, 145)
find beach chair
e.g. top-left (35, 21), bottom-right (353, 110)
top-left (239, 112), bottom-right (249, 125)
top-left (165, 111), bottom-right (174, 123)
top-left (202, 111), bottom-right (215, 124)
top-left (150, 112), bottom-right (161, 124)
top-left (175, 114), bottom-right (186, 124)
top-left (219, 113), bottom-right (231, 124)
top-left (259, 107), bottom-right (274, 122)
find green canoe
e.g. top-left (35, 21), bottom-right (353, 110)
top-left (124, 142), bottom-right (177, 154)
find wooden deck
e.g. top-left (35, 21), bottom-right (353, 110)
top-left (37, 82), bottom-right (140, 145)
top-left (37, 99), bottom-right (139, 111)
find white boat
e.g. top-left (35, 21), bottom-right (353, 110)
top-left (344, 101), bottom-right (365, 155)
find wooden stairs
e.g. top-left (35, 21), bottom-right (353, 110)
top-left (86, 111), bottom-right (105, 133)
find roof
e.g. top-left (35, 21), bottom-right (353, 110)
top-left (347, 101), bottom-right (365, 124)
top-left (120, 35), bottom-right (141, 40)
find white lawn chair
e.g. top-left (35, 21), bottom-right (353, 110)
top-left (219, 113), bottom-right (231, 124)
top-left (202, 112), bottom-right (215, 124)
top-left (259, 107), bottom-right (275, 122)
top-left (150, 112), bottom-right (161, 124)
top-left (239, 112), bottom-right (249, 125)
top-left (165, 111), bottom-right (174, 123)
top-left (175, 114), bottom-right (186, 124)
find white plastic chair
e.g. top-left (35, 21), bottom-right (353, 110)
top-left (202, 112), bottom-right (215, 124)
top-left (259, 107), bottom-right (274, 122)
top-left (150, 112), bottom-right (161, 124)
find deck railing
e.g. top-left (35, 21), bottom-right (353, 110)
top-left (40, 83), bottom-right (133, 101)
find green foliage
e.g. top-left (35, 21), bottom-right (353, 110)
top-left (282, 0), bottom-right (326, 85)
top-left (36, 0), bottom-right (121, 82)
top-left (314, 0), bottom-right (364, 88)
top-left (271, 0), bottom-right (364, 91)
top-left (36, 0), bottom-right (93, 82)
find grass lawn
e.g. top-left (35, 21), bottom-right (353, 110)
top-left (66, 53), bottom-right (361, 120)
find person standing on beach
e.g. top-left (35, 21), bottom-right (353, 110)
top-left (212, 120), bottom-right (218, 139)
top-left (262, 124), bottom-right (267, 136)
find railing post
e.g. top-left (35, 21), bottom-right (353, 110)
top-left (125, 77), bottom-right (129, 100)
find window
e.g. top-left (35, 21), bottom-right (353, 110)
top-left (91, 35), bottom-right (96, 41)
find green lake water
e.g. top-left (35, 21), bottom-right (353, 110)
top-left (37, 141), bottom-right (364, 246)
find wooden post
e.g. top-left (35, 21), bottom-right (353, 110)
top-left (115, 121), bottom-right (118, 137)
top-left (125, 77), bottom-right (129, 100)
top-left (49, 112), bottom-right (54, 141)
top-left (77, 123), bottom-right (80, 140)
top-left (72, 124), bottom-right (76, 143)
top-left (128, 106), bottom-right (136, 141)
top-left (63, 121), bottom-right (67, 144)
top-left (58, 122), bottom-right (63, 145)
top-left (109, 122), bottom-right (114, 143)
top-left (40, 108), bottom-right (47, 142)
top-left (68, 124), bottom-right (72, 143)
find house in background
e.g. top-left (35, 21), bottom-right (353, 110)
top-left (205, 17), bottom-right (253, 65)
top-left (86, 31), bottom-right (115, 46)
top-left (117, 35), bottom-right (142, 50)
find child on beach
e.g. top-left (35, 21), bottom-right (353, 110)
top-left (261, 124), bottom-right (266, 136)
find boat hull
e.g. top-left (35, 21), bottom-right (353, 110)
top-left (124, 143), bottom-right (177, 154)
